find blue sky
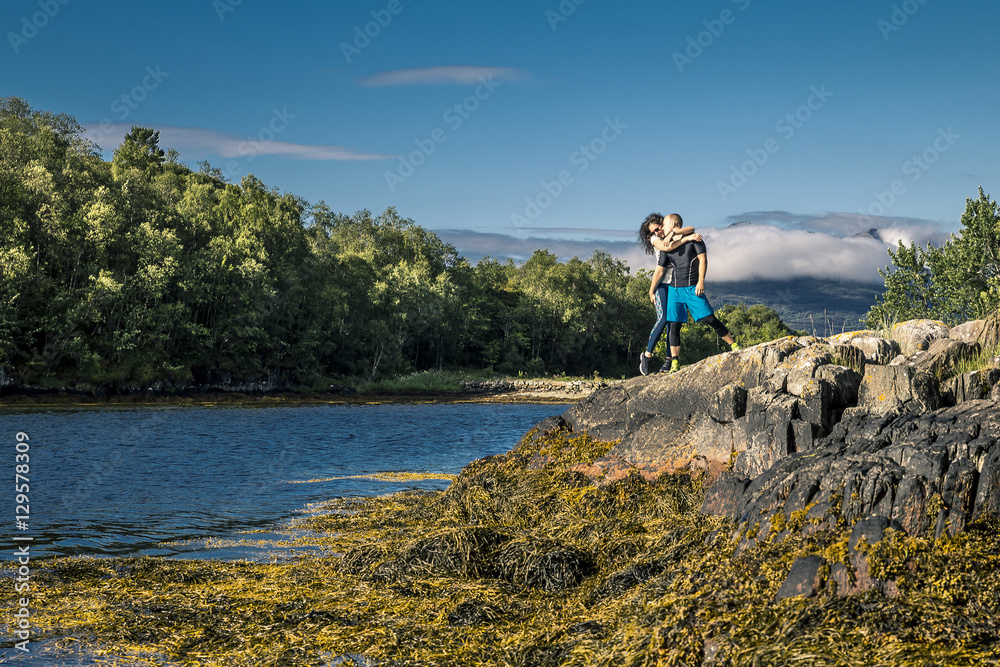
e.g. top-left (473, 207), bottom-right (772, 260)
top-left (3, 0), bottom-right (998, 283)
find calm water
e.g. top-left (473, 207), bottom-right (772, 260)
top-left (0, 402), bottom-right (568, 560)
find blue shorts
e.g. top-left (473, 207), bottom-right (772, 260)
top-left (666, 286), bottom-right (714, 322)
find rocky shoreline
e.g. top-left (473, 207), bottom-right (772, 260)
top-left (522, 317), bottom-right (1000, 597)
top-left (0, 377), bottom-right (613, 406)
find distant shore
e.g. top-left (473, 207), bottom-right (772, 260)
top-left (0, 378), bottom-right (616, 408)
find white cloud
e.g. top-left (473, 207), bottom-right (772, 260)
top-left (438, 211), bottom-right (956, 285)
top-left (83, 123), bottom-right (392, 161)
top-left (359, 66), bottom-right (528, 87)
top-left (697, 225), bottom-right (888, 284)
top-left (728, 209), bottom-right (956, 244)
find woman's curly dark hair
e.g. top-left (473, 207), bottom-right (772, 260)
top-left (638, 212), bottom-right (664, 255)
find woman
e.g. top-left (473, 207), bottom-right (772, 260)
top-left (636, 213), bottom-right (701, 375)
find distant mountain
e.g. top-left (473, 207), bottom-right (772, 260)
top-left (850, 228), bottom-right (882, 241)
top-left (706, 278), bottom-right (883, 335)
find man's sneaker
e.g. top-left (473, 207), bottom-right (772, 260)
top-left (669, 358), bottom-right (680, 373)
top-left (657, 357), bottom-right (672, 373)
top-left (731, 342), bottom-right (742, 352)
top-left (639, 353), bottom-right (651, 376)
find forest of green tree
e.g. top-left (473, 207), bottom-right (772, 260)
top-left (865, 186), bottom-right (1000, 329)
top-left (0, 98), bottom-right (801, 392)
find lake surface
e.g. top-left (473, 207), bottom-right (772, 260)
top-left (0, 402), bottom-right (569, 561)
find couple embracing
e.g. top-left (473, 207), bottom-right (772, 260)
top-left (637, 213), bottom-right (739, 375)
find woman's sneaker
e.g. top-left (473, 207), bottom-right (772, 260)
top-left (657, 357), bottom-right (673, 373)
top-left (639, 353), bottom-right (651, 376)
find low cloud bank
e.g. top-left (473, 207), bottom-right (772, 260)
top-left (438, 210), bottom-right (956, 284)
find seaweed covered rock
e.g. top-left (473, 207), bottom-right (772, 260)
top-left (533, 320), bottom-right (999, 494)
top-left (512, 319), bottom-right (1000, 595)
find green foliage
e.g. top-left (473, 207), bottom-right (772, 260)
top-left (355, 369), bottom-right (468, 395)
top-left (949, 344), bottom-right (1000, 380)
top-left (867, 187), bottom-right (1000, 327)
top-left (111, 126), bottom-right (165, 180)
top-left (0, 98), bottom-right (680, 389)
top-left (719, 302), bottom-right (802, 344)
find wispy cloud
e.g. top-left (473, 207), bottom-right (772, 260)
top-left (83, 123), bottom-right (392, 161)
top-left (359, 65), bottom-right (529, 87)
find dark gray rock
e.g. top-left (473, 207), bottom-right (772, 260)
top-left (776, 555), bottom-right (826, 600)
top-left (701, 472), bottom-right (751, 520)
top-left (941, 369), bottom-right (1000, 406)
top-left (815, 364), bottom-right (863, 407)
top-left (709, 384), bottom-right (747, 423)
top-left (890, 475), bottom-right (928, 536)
top-left (732, 388), bottom-right (801, 477)
top-left (974, 443), bottom-right (1000, 521)
top-left (561, 383), bottom-right (631, 442)
top-left (701, 400), bottom-right (1000, 553)
top-left (857, 364), bottom-right (940, 415)
top-left (941, 458), bottom-right (977, 536)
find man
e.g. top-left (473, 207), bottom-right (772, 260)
top-left (638, 213), bottom-right (701, 375)
top-left (652, 213), bottom-right (739, 373)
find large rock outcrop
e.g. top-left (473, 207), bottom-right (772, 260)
top-left (527, 318), bottom-right (1000, 594)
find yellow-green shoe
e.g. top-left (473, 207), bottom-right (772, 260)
top-left (669, 358), bottom-right (680, 373)
top-left (731, 342), bottom-right (742, 352)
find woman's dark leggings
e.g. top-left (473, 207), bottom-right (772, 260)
top-left (646, 285), bottom-right (669, 354)
top-left (648, 286), bottom-right (684, 355)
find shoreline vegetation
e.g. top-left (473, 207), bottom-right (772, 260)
top-left (11, 420), bottom-right (1000, 666)
top-left (0, 371), bottom-right (613, 407)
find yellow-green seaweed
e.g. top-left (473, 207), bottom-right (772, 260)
top-left (6, 426), bottom-right (1000, 666)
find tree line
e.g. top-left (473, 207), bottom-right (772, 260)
top-left (0, 98), bottom-right (798, 391)
top-left (865, 186), bottom-right (1000, 328)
